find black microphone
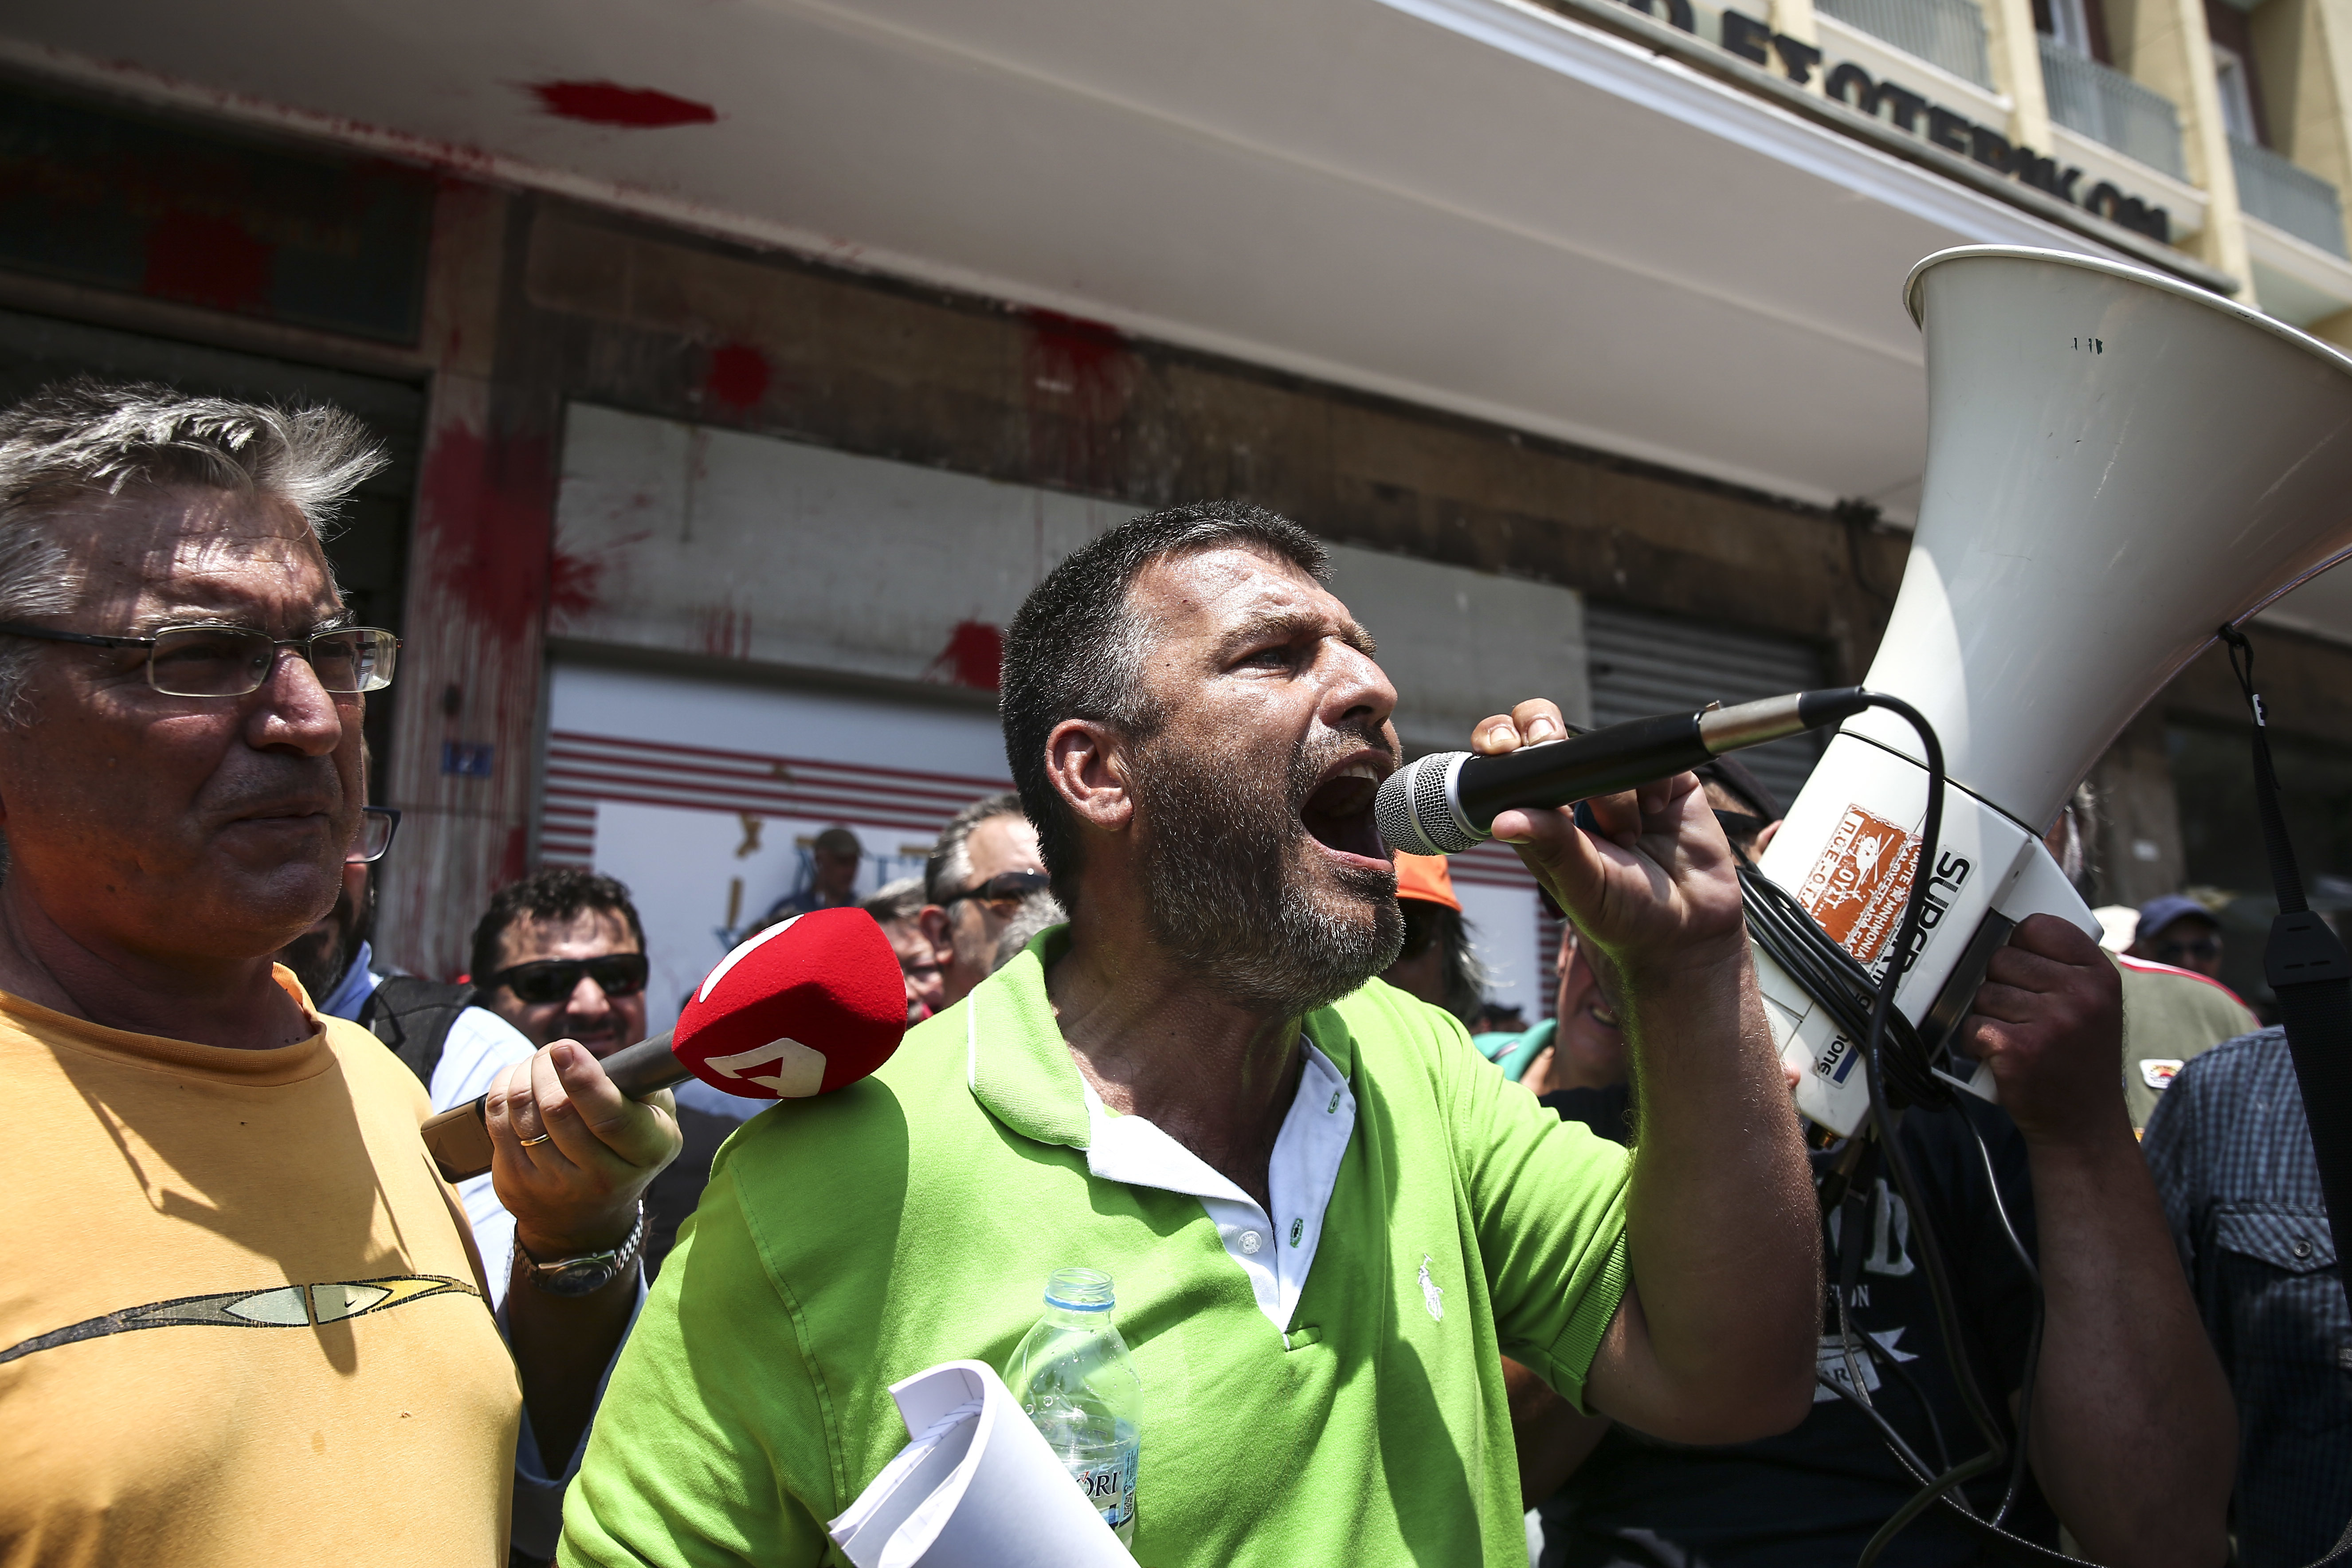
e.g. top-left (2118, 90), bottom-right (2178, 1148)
top-left (1373, 687), bottom-right (1872, 855)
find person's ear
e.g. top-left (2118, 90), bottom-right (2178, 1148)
top-left (1045, 719), bottom-right (1134, 835)
top-left (1752, 818), bottom-right (1783, 857)
top-left (915, 904), bottom-right (956, 966)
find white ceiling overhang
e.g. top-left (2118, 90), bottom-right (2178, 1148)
top-left (1, 0), bottom-right (2344, 635)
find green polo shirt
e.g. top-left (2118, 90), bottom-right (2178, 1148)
top-left (561, 929), bottom-right (1632, 1567)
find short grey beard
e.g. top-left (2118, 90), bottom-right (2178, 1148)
top-left (1131, 728), bottom-right (1403, 1019)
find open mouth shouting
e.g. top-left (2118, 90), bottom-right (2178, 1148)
top-left (1301, 753), bottom-right (1394, 871)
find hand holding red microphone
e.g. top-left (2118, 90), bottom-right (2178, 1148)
top-left (423, 907), bottom-right (913, 1183)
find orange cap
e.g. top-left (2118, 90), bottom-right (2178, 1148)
top-left (1392, 851), bottom-right (1462, 911)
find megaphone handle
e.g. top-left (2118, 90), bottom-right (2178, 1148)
top-left (420, 1029), bottom-right (681, 1183)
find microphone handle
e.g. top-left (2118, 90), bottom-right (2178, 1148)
top-left (1455, 686), bottom-right (1872, 833)
top-left (1456, 711), bottom-right (1709, 829)
top-left (419, 1028), bottom-right (681, 1183)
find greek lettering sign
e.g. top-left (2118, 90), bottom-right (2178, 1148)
top-left (1615, 0), bottom-right (2172, 242)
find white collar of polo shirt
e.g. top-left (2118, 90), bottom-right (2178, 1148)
top-left (1078, 1039), bottom-right (1357, 1338)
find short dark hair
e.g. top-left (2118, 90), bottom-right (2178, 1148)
top-left (469, 866), bottom-right (646, 982)
top-left (1000, 501), bottom-right (1328, 902)
top-left (1396, 901), bottom-right (1486, 1024)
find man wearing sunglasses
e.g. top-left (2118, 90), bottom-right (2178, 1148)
top-left (470, 867), bottom-right (652, 1061)
top-left (913, 792), bottom-right (1052, 1008)
top-left (0, 382), bottom-right (680, 1568)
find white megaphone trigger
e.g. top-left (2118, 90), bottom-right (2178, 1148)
top-left (1762, 245), bottom-right (2352, 1136)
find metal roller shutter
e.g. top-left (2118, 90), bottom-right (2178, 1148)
top-left (1584, 602), bottom-right (1829, 817)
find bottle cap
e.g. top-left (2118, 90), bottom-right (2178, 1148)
top-left (1043, 1266), bottom-right (1114, 1312)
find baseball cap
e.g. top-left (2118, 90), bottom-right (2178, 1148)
top-left (2135, 894), bottom-right (2217, 939)
top-left (1392, 851), bottom-right (1462, 912)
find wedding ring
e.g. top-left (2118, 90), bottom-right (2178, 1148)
top-left (518, 1132), bottom-right (553, 1148)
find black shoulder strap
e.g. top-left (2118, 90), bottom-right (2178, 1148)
top-left (357, 974), bottom-right (474, 1090)
top-left (2219, 627), bottom-right (2352, 1284)
top-left (2220, 626), bottom-right (2352, 1567)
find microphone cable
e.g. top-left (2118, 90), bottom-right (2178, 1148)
top-left (1736, 691), bottom-right (2090, 1568)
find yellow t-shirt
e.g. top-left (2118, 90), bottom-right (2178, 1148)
top-left (0, 970), bottom-right (521, 1567)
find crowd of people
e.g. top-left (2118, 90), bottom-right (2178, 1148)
top-left (0, 377), bottom-right (2342, 1568)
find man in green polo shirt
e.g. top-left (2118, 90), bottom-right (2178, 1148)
top-left (561, 502), bottom-right (1821, 1566)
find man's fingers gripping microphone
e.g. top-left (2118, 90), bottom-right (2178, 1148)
top-left (420, 907), bottom-right (910, 1183)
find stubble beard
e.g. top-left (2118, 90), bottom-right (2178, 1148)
top-left (1130, 727), bottom-right (1403, 1019)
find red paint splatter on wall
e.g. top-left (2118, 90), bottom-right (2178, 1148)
top-left (527, 81), bottom-right (718, 128)
top-left (1022, 309), bottom-right (1134, 494)
top-left (141, 209), bottom-right (275, 314)
top-left (418, 423), bottom-right (557, 651)
top-left (926, 621), bottom-right (1004, 690)
top-left (705, 342), bottom-right (772, 411)
top-left (500, 826), bottom-right (530, 888)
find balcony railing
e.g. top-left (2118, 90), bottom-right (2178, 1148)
top-left (1815, 0), bottom-right (1994, 89)
top-left (2038, 37), bottom-right (2186, 179)
top-left (2231, 137), bottom-right (2348, 256)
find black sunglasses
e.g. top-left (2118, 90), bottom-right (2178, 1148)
top-left (481, 953), bottom-right (650, 1005)
top-left (943, 869), bottom-right (1053, 909)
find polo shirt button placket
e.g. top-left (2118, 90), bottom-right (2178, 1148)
top-left (1241, 1231), bottom-right (1262, 1255)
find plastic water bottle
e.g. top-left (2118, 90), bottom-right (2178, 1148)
top-left (1004, 1266), bottom-right (1141, 1546)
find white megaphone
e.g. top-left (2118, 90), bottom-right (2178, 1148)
top-left (1764, 245), bottom-right (2352, 1135)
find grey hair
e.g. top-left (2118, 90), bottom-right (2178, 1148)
top-left (924, 792), bottom-right (1027, 906)
top-left (861, 874), bottom-right (928, 925)
top-left (0, 379), bottom-right (387, 717)
top-left (990, 890), bottom-right (1068, 974)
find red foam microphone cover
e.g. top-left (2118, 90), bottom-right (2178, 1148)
top-left (672, 907), bottom-right (908, 1099)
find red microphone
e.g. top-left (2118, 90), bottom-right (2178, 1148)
top-left (419, 907), bottom-right (909, 1182)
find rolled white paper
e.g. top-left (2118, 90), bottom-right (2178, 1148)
top-left (828, 1360), bottom-right (1136, 1568)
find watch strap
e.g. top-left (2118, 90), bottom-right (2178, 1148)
top-left (515, 1203), bottom-right (647, 1298)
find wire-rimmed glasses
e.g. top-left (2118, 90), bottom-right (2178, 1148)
top-left (0, 622), bottom-right (400, 698)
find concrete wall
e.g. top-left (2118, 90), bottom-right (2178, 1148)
top-left (372, 193), bottom-right (1907, 974)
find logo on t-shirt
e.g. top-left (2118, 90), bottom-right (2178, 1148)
top-left (1417, 1255), bottom-right (1444, 1322)
top-left (1812, 1326), bottom-right (1920, 1403)
top-left (0, 1275), bottom-right (478, 1365)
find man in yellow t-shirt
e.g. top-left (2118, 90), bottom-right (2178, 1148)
top-left (0, 382), bottom-right (681, 1566)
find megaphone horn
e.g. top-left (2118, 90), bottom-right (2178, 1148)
top-left (1760, 245), bottom-right (2352, 1134)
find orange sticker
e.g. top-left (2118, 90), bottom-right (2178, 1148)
top-left (1799, 806), bottom-right (1921, 966)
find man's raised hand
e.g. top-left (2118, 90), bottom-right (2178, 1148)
top-left (1474, 698), bottom-right (1745, 981)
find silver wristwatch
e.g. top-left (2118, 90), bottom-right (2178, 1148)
top-left (515, 1203), bottom-right (647, 1298)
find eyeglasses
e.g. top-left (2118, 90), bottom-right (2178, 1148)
top-left (943, 869), bottom-right (1052, 909)
top-left (0, 622), bottom-right (400, 698)
top-left (480, 953), bottom-right (651, 1005)
top-left (347, 806), bottom-right (401, 865)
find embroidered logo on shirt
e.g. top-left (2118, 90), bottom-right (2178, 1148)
top-left (2140, 1058), bottom-right (2184, 1091)
top-left (0, 1276), bottom-right (478, 1365)
top-left (1418, 1255), bottom-right (1445, 1322)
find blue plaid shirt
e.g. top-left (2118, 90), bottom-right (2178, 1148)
top-left (2144, 1027), bottom-right (2352, 1566)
